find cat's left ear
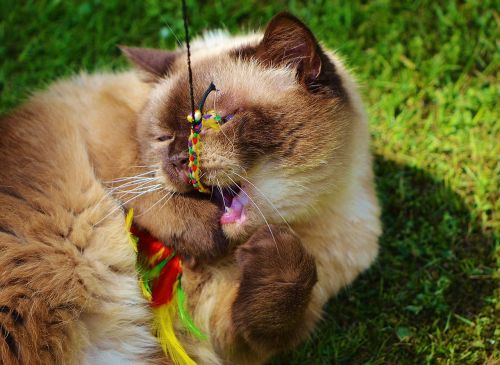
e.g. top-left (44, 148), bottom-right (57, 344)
top-left (119, 46), bottom-right (177, 82)
top-left (256, 12), bottom-right (342, 96)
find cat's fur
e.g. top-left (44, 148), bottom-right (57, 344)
top-left (0, 13), bottom-right (381, 365)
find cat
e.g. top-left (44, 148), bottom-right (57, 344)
top-left (0, 12), bottom-right (381, 365)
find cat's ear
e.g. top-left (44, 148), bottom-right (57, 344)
top-left (119, 46), bottom-right (177, 82)
top-left (256, 12), bottom-right (322, 83)
top-left (256, 12), bottom-right (342, 96)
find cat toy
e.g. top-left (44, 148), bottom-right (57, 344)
top-left (125, 3), bottom-right (223, 365)
top-left (187, 83), bottom-right (222, 193)
top-left (182, 0), bottom-right (223, 194)
top-left (126, 210), bottom-right (205, 365)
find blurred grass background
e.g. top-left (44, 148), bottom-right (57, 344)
top-left (0, 0), bottom-right (498, 364)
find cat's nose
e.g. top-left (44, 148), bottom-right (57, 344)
top-left (167, 153), bottom-right (190, 185)
top-left (169, 154), bottom-right (188, 169)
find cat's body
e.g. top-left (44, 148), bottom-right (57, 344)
top-left (0, 13), bottom-right (381, 365)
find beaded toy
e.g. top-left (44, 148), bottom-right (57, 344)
top-left (126, 210), bottom-right (205, 365)
top-left (187, 82), bottom-right (222, 193)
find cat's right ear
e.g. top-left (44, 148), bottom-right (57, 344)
top-left (119, 46), bottom-right (177, 82)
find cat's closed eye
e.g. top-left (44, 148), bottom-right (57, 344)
top-left (219, 113), bottom-right (235, 126)
top-left (157, 134), bottom-right (174, 142)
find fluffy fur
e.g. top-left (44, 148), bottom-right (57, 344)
top-left (0, 13), bottom-right (381, 365)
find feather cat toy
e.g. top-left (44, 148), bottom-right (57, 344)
top-left (127, 210), bottom-right (205, 365)
top-left (127, 88), bottom-right (222, 363)
top-left (126, 3), bottom-right (223, 365)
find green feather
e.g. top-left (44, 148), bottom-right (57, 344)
top-left (177, 285), bottom-right (207, 340)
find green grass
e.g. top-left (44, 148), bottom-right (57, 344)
top-left (1, 0), bottom-right (498, 364)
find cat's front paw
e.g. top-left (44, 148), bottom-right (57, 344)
top-left (170, 199), bottom-right (229, 268)
top-left (232, 225), bottom-right (317, 353)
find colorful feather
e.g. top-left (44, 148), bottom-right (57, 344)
top-left (126, 209), bottom-right (204, 365)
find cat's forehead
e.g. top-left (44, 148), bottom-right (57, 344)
top-left (150, 48), bottom-right (298, 130)
top-left (146, 35), bottom-right (306, 133)
top-left (201, 57), bottom-right (297, 103)
top-left (184, 55), bottom-right (297, 111)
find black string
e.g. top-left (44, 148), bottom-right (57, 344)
top-left (182, 0), bottom-right (195, 120)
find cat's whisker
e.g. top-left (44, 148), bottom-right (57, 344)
top-left (106, 180), bottom-right (161, 196)
top-left (158, 189), bottom-right (177, 212)
top-left (231, 170), bottom-right (292, 230)
top-left (105, 170), bottom-right (157, 184)
top-left (108, 177), bottom-right (158, 187)
top-left (164, 21), bottom-right (183, 46)
top-left (91, 177), bottom-right (160, 216)
top-left (114, 186), bottom-right (163, 195)
top-left (113, 186), bottom-right (163, 205)
top-left (118, 165), bottom-right (155, 169)
top-left (198, 171), bottom-right (213, 192)
top-left (121, 185), bottom-right (163, 197)
top-left (230, 163), bottom-right (248, 176)
top-left (105, 180), bottom-right (162, 204)
top-left (197, 171), bottom-right (216, 200)
top-left (135, 190), bottom-right (175, 218)
top-left (215, 177), bottom-right (228, 212)
top-left (223, 172), bottom-right (280, 256)
top-left (107, 178), bottom-right (160, 193)
top-left (158, 190), bottom-right (177, 212)
top-left (106, 169), bottom-right (156, 181)
top-left (226, 183), bottom-right (281, 257)
top-left (219, 126), bottom-right (236, 152)
top-left (93, 187), bottom-right (160, 227)
top-left (230, 125), bottom-right (238, 155)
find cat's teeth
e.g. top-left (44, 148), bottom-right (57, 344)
top-left (225, 207), bottom-right (232, 214)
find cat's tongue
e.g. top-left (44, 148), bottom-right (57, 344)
top-left (220, 192), bottom-right (248, 225)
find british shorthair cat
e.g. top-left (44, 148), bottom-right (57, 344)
top-left (0, 12), bottom-right (380, 365)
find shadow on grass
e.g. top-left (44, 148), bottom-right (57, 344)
top-left (272, 155), bottom-right (496, 364)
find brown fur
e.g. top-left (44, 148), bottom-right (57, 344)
top-left (0, 12), bottom-right (381, 365)
top-left (233, 225), bottom-right (317, 353)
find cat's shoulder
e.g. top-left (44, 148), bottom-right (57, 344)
top-left (32, 71), bottom-right (150, 110)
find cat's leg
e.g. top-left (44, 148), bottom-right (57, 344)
top-left (131, 192), bottom-right (229, 266)
top-left (0, 198), bottom-right (168, 365)
top-left (0, 232), bottom-right (90, 365)
top-left (0, 143), bottom-right (167, 364)
top-left (184, 225), bottom-right (318, 364)
top-left (231, 225), bottom-right (318, 354)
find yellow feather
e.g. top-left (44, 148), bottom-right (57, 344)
top-left (152, 300), bottom-right (197, 365)
top-left (139, 280), bottom-right (152, 301)
top-left (126, 209), bottom-right (138, 252)
top-left (202, 118), bottom-right (220, 131)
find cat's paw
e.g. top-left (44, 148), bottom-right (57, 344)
top-left (170, 199), bottom-right (229, 268)
top-left (232, 225), bottom-right (317, 353)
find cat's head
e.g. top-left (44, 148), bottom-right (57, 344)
top-left (123, 12), bottom-right (360, 241)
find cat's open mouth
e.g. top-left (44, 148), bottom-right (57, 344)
top-left (210, 184), bottom-right (249, 225)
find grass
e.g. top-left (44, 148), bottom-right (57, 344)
top-left (1, 0), bottom-right (498, 364)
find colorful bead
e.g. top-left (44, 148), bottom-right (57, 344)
top-left (186, 104), bottom-right (224, 193)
